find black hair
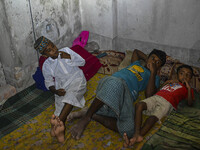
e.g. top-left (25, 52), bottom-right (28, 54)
top-left (177, 64), bottom-right (194, 77)
top-left (149, 49), bottom-right (166, 66)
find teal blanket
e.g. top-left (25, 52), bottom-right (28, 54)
top-left (0, 84), bottom-right (54, 139)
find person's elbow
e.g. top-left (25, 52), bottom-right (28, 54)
top-left (145, 89), bottom-right (157, 98)
top-left (80, 61), bottom-right (85, 66)
top-left (145, 91), bottom-right (153, 98)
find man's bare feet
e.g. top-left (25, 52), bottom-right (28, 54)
top-left (70, 116), bottom-right (90, 140)
top-left (129, 134), bottom-right (143, 146)
top-left (123, 133), bottom-right (143, 148)
top-left (67, 107), bottom-right (88, 121)
top-left (50, 114), bottom-right (59, 137)
top-left (123, 133), bottom-right (130, 148)
top-left (54, 120), bottom-right (65, 143)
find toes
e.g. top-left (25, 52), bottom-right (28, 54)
top-left (123, 133), bottom-right (130, 148)
top-left (137, 136), bottom-right (143, 143)
top-left (129, 138), bottom-right (135, 145)
top-left (71, 132), bottom-right (77, 139)
top-left (56, 116), bottom-right (60, 121)
top-left (51, 114), bottom-right (56, 119)
top-left (67, 115), bottom-right (72, 121)
top-left (60, 120), bottom-right (64, 126)
top-left (51, 115), bottom-right (55, 122)
top-left (123, 142), bottom-right (128, 148)
top-left (129, 137), bottom-right (137, 146)
top-left (123, 133), bottom-right (129, 145)
top-left (75, 132), bottom-right (82, 140)
top-left (70, 127), bottom-right (77, 139)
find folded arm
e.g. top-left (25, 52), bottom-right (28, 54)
top-left (131, 49), bottom-right (148, 63)
top-left (145, 63), bottom-right (158, 97)
top-left (60, 47), bottom-right (85, 66)
top-left (184, 79), bottom-right (194, 106)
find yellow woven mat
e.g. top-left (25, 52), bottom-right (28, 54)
top-left (0, 73), bottom-right (164, 150)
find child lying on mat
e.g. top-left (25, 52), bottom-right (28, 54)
top-left (68, 49), bottom-right (166, 141)
top-left (123, 64), bottom-right (194, 148)
top-left (34, 36), bottom-right (87, 143)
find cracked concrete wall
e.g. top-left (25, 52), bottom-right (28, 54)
top-left (80, 0), bottom-right (200, 67)
top-left (33, 0), bottom-right (82, 48)
top-left (1, 0), bottom-right (200, 92)
top-left (80, 0), bottom-right (117, 50)
top-left (0, 0), bottom-right (82, 91)
top-left (116, 0), bottom-right (200, 67)
top-left (0, 62), bottom-right (6, 87)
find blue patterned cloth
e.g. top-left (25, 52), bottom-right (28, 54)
top-left (96, 76), bottom-right (135, 138)
top-left (34, 36), bottom-right (51, 54)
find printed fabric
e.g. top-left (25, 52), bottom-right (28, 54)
top-left (156, 82), bottom-right (194, 109)
top-left (95, 76), bottom-right (135, 138)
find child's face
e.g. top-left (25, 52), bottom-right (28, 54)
top-left (177, 67), bottom-right (192, 84)
top-left (43, 42), bottom-right (59, 59)
top-left (146, 54), bottom-right (162, 70)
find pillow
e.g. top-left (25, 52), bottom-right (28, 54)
top-left (192, 67), bottom-right (200, 92)
top-left (71, 45), bottom-right (102, 81)
top-left (159, 56), bottom-right (179, 85)
top-left (118, 50), bottom-right (133, 71)
top-left (93, 50), bottom-right (125, 75)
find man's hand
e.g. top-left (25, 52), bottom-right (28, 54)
top-left (56, 89), bottom-right (66, 96)
top-left (59, 51), bottom-right (71, 59)
top-left (149, 62), bottom-right (157, 75)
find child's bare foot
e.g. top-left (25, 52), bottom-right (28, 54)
top-left (70, 116), bottom-right (90, 140)
top-left (50, 114), bottom-right (59, 137)
top-left (67, 107), bottom-right (88, 121)
top-left (54, 120), bottom-right (65, 143)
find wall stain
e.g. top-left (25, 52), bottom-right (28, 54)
top-left (0, 0), bottom-right (18, 67)
top-left (35, 18), bottom-right (60, 41)
top-left (96, 0), bottom-right (110, 17)
top-left (59, 15), bottom-right (65, 27)
top-left (149, 1), bottom-right (170, 42)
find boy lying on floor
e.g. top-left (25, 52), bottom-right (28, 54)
top-left (123, 64), bottom-right (194, 148)
top-left (68, 49), bottom-right (166, 141)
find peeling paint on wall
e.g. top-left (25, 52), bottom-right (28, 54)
top-left (96, 0), bottom-right (110, 17)
top-left (58, 15), bottom-right (65, 27)
top-left (0, 62), bottom-right (6, 87)
top-left (0, 0), bottom-right (82, 91)
top-left (36, 18), bottom-right (60, 42)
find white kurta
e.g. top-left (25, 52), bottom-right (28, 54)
top-left (42, 47), bottom-right (87, 116)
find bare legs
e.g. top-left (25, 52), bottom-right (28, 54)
top-left (67, 107), bottom-right (88, 121)
top-left (50, 103), bottom-right (73, 143)
top-left (92, 114), bottom-right (118, 132)
top-left (70, 98), bottom-right (118, 139)
top-left (70, 98), bottom-right (103, 139)
top-left (123, 102), bottom-right (158, 148)
top-left (59, 103), bottom-right (73, 123)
